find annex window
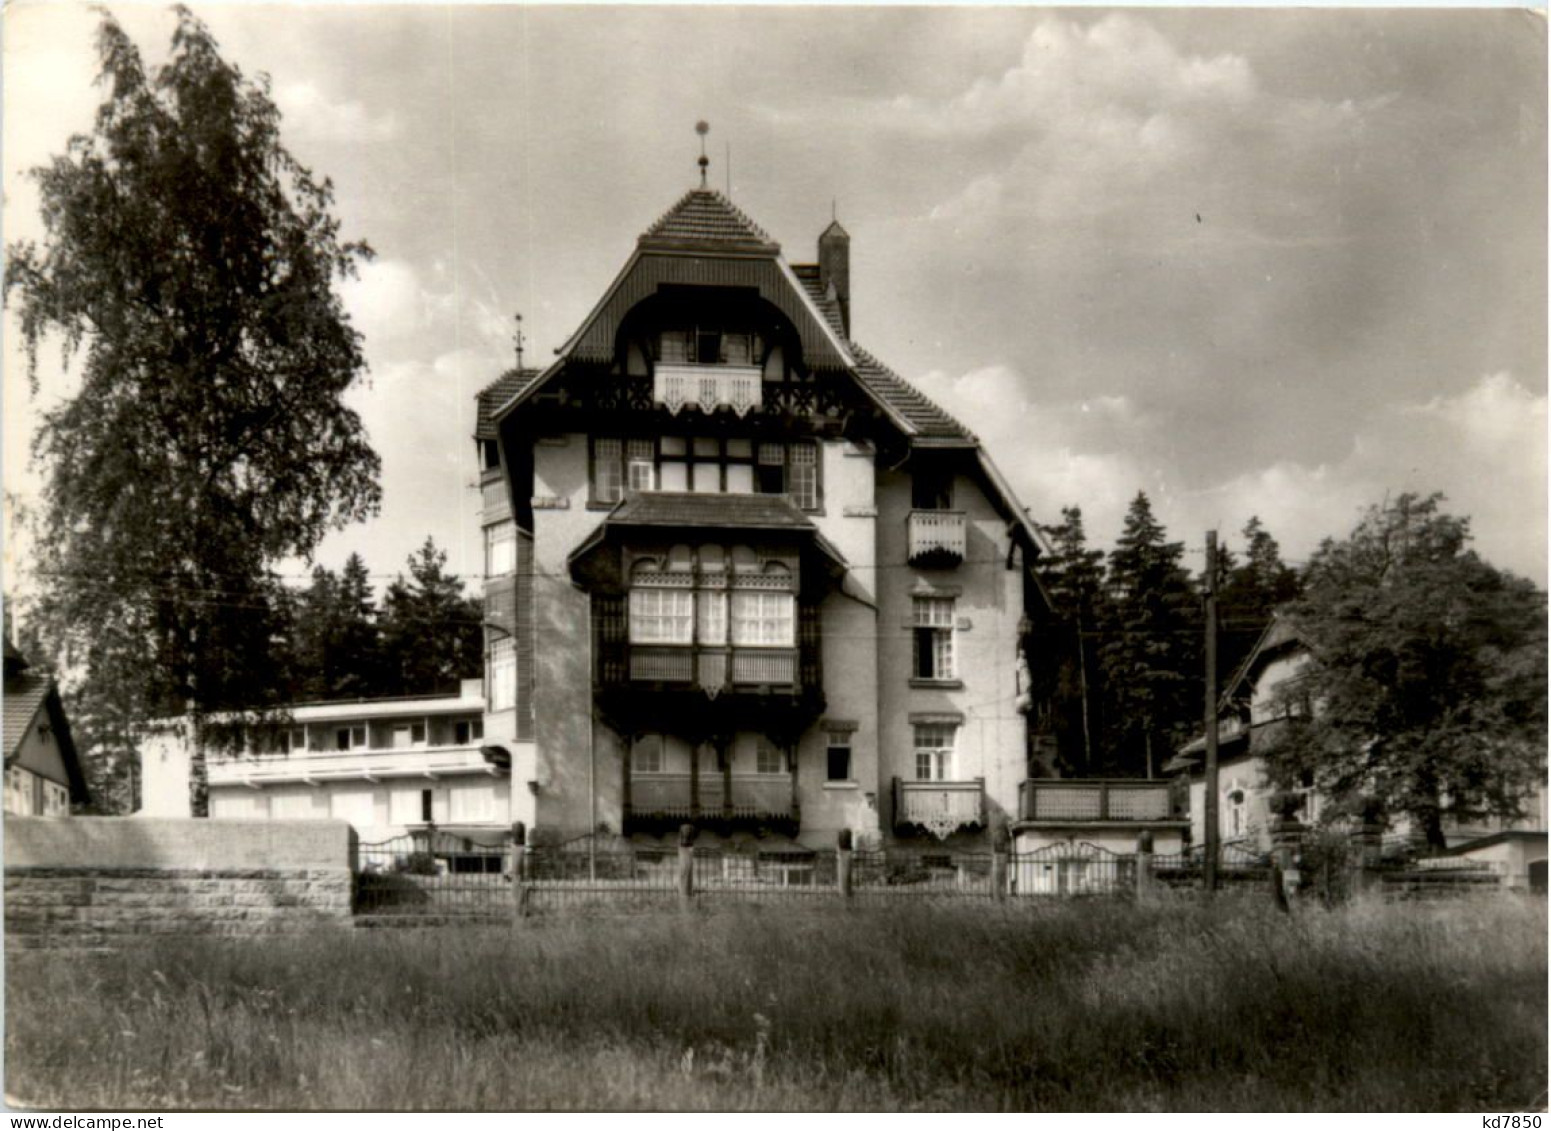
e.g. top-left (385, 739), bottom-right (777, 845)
top-left (592, 438), bottom-right (625, 505)
top-left (912, 467), bottom-right (953, 510)
top-left (826, 733), bottom-right (853, 782)
top-left (481, 440), bottom-right (500, 471)
top-left (913, 724), bottom-right (956, 781)
top-left (632, 734), bottom-right (665, 774)
top-left (488, 638), bottom-right (517, 712)
top-left (788, 442), bottom-right (818, 510)
top-left (731, 591), bottom-right (795, 647)
top-left (485, 521), bottom-right (517, 577)
top-left (593, 436), bottom-right (815, 506)
top-left (453, 718), bottom-right (484, 746)
top-left (334, 724), bottom-right (368, 752)
top-left (697, 590), bottom-right (728, 646)
top-left (756, 740), bottom-right (785, 776)
top-left (1225, 787), bottom-right (1248, 839)
top-left (659, 328), bottom-right (760, 366)
top-left (913, 596), bottom-right (956, 680)
top-left (629, 588), bottom-right (694, 645)
top-left (5, 766), bottom-right (30, 815)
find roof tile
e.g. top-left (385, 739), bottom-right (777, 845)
top-left (849, 344), bottom-right (974, 441)
top-left (640, 189), bottom-right (779, 251)
top-left (4, 672), bottom-right (51, 761)
top-left (475, 369), bottom-right (541, 439)
top-left (605, 491), bottom-right (819, 531)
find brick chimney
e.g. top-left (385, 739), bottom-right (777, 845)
top-left (818, 220), bottom-right (850, 337)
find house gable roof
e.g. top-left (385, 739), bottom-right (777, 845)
top-left (475, 368), bottom-right (541, 440)
top-left (5, 668), bottom-right (89, 804)
top-left (638, 189), bottom-right (780, 254)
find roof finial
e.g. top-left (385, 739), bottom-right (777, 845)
top-left (696, 120), bottom-right (710, 188)
top-left (513, 311), bottom-right (525, 370)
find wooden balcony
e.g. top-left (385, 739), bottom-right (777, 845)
top-left (626, 772), bottom-right (798, 835)
top-left (893, 777), bottom-right (985, 837)
top-left (626, 646), bottom-right (797, 688)
top-left (907, 510), bottom-right (967, 567)
top-left (1018, 779), bottom-right (1176, 823)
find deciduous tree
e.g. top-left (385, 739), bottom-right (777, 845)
top-left (1263, 493), bottom-right (1546, 847)
top-left (5, 8), bottom-right (380, 807)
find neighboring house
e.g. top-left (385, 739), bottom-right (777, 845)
top-left (1167, 616), bottom-right (1312, 852)
top-left (1168, 615), bottom-right (1547, 880)
top-left (4, 639), bottom-right (89, 816)
top-left (474, 174), bottom-right (1078, 850)
top-left (139, 680), bottom-right (509, 844)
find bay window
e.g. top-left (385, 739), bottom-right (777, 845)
top-left (732, 591), bottom-right (795, 647)
top-left (629, 587), bottom-right (694, 644)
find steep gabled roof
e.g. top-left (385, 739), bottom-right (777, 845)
top-left (4, 672), bottom-right (51, 762)
top-left (790, 264), bottom-right (848, 339)
top-left (850, 345), bottom-right (974, 441)
top-left (639, 188), bottom-right (780, 253)
top-left (475, 369), bottom-right (541, 440)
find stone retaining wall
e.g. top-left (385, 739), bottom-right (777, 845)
top-left (5, 817), bottom-right (356, 947)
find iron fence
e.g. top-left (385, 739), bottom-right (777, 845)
top-left (354, 832), bottom-right (512, 919)
top-left (352, 827), bottom-right (1518, 923)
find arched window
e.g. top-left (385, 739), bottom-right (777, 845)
top-left (1225, 787), bottom-right (1247, 839)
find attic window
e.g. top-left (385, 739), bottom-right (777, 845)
top-left (482, 440), bottom-right (500, 471)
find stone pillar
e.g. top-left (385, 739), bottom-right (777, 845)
top-left (991, 824), bottom-right (1010, 901)
top-left (1135, 830), bottom-right (1154, 901)
top-left (1349, 797), bottom-right (1385, 898)
top-left (677, 823), bottom-right (696, 912)
top-left (836, 828), bottom-right (853, 901)
top-left (1268, 791), bottom-right (1306, 905)
top-left (510, 821), bottom-right (528, 920)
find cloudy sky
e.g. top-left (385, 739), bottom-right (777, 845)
top-left (5, 4), bottom-right (1546, 590)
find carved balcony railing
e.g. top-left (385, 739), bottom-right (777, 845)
top-left (907, 510), bottom-right (967, 567)
top-left (653, 364), bottom-right (762, 417)
top-left (893, 777), bottom-right (985, 838)
top-left (1018, 779), bottom-right (1175, 823)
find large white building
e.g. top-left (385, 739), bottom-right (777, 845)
top-left (140, 680), bottom-right (511, 844)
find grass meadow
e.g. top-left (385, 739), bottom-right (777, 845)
top-left (5, 895), bottom-right (1546, 1111)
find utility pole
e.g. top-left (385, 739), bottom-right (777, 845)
top-left (1203, 529), bottom-right (1220, 893)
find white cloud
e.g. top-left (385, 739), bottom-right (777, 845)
top-left (917, 362), bottom-right (1545, 583)
top-left (1195, 373), bottom-right (1546, 580)
top-left (274, 80), bottom-right (399, 144)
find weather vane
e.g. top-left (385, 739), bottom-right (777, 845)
top-left (513, 312), bottom-right (525, 370)
top-left (696, 120), bottom-right (710, 187)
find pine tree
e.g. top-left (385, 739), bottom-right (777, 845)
top-left (1037, 507), bottom-right (1109, 774)
top-left (1218, 516), bottom-right (1303, 679)
top-left (379, 538), bottom-right (483, 697)
top-left (1098, 493), bottom-right (1202, 777)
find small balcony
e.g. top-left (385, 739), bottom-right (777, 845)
top-left (893, 777), bottom-right (985, 838)
top-left (1018, 779), bottom-right (1177, 823)
top-left (907, 510), bottom-right (967, 567)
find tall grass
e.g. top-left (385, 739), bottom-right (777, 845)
top-left (6, 895), bottom-right (1545, 1111)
